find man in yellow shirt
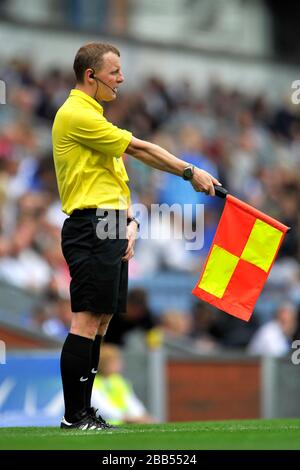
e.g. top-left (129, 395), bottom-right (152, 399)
top-left (52, 42), bottom-right (220, 430)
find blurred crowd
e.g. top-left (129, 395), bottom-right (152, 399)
top-left (0, 0), bottom-right (129, 35)
top-left (0, 58), bottom-right (300, 353)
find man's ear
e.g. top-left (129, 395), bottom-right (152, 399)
top-left (86, 69), bottom-right (95, 82)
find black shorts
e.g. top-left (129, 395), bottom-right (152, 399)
top-left (61, 209), bottom-right (128, 315)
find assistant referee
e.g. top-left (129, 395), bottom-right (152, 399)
top-left (52, 42), bottom-right (220, 430)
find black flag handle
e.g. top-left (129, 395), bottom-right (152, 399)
top-left (213, 184), bottom-right (228, 198)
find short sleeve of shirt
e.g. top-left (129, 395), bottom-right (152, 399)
top-left (69, 108), bottom-right (132, 158)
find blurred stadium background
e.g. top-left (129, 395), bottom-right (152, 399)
top-left (0, 0), bottom-right (300, 428)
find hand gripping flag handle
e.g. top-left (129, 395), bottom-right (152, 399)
top-left (213, 184), bottom-right (228, 198)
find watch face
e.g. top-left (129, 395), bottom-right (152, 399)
top-left (183, 167), bottom-right (193, 180)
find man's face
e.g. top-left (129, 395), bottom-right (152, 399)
top-left (94, 51), bottom-right (124, 102)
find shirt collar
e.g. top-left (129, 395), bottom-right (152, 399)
top-left (70, 89), bottom-right (104, 114)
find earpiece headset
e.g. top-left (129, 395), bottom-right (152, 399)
top-left (89, 69), bottom-right (116, 95)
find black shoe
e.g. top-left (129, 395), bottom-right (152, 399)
top-left (60, 409), bottom-right (105, 430)
top-left (87, 406), bottom-right (118, 429)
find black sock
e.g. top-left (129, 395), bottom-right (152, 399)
top-left (60, 333), bottom-right (93, 423)
top-left (86, 335), bottom-right (103, 409)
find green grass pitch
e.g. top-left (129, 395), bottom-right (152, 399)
top-left (0, 419), bottom-right (300, 450)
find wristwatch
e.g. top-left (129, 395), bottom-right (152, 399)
top-left (182, 165), bottom-right (194, 181)
top-left (127, 216), bottom-right (140, 231)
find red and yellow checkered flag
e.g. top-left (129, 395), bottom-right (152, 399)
top-left (192, 194), bottom-right (289, 321)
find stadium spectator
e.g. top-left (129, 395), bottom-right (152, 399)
top-left (134, 207), bottom-right (199, 275)
top-left (92, 344), bottom-right (154, 424)
top-left (27, 295), bottom-right (72, 341)
top-left (247, 302), bottom-right (298, 356)
top-left (41, 296), bottom-right (73, 341)
top-left (190, 301), bottom-right (222, 353)
top-left (105, 288), bottom-right (157, 346)
top-left (0, 218), bottom-right (52, 292)
top-left (160, 309), bottom-right (193, 339)
top-left (190, 301), bottom-right (259, 349)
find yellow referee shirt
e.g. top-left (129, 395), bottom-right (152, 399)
top-left (52, 89), bottom-right (132, 215)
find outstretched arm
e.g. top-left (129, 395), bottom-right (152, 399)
top-left (126, 136), bottom-right (220, 196)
